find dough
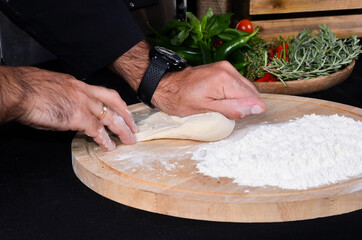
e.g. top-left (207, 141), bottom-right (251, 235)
top-left (135, 111), bottom-right (235, 142)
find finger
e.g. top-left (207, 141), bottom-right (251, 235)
top-left (93, 126), bottom-right (117, 151)
top-left (86, 100), bottom-right (136, 145)
top-left (208, 97), bottom-right (266, 119)
top-left (101, 108), bottom-right (136, 145)
top-left (90, 86), bottom-right (138, 133)
top-left (109, 101), bottom-right (138, 134)
top-left (74, 99), bottom-right (117, 150)
top-left (81, 117), bottom-right (116, 151)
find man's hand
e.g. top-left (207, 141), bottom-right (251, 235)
top-left (111, 41), bottom-right (265, 119)
top-left (152, 61), bottom-right (266, 119)
top-left (0, 66), bottom-right (137, 151)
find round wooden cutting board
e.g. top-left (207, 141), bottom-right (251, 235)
top-left (72, 94), bottom-right (362, 222)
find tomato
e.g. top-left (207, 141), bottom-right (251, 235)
top-left (235, 19), bottom-right (253, 33)
top-left (213, 39), bottom-right (223, 48)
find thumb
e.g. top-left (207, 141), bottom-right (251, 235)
top-left (208, 97), bottom-right (266, 120)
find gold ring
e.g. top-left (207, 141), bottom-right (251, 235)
top-left (97, 106), bottom-right (108, 120)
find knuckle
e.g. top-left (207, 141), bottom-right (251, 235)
top-left (76, 91), bottom-right (89, 103)
top-left (112, 112), bottom-right (126, 126)
top-left (71, 78), bottom-right (86, 89)
top-left (217, 69), bottom-right (233, 81)
top-left (216, 60), bottom-right (232, 69)
top-left (90, 118), bottom-right (103, 132)
top-left (63, 73), bottom-right (76, 80)
top-left (108, 89), bottom-right (121, 99)
top-left (83, 119), bottom-right (101, 137)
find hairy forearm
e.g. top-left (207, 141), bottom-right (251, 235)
top-left (0, 66), bottom-right (30, 123)
top-left (110, 40), bottom-right (151, 91)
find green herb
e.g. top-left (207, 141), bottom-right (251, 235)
top-left (147, 8), bottom-right (232, 63)
top-left (147, 8), bottom-right (258, 65)
top-left (146, 37), bottom-right (203, 65)
top-left (239, 35), bottom-right (269, 81)
top-left (217, 28), bottom-right (249, 42)
top-left (265, 24), bottom-right (362, 82)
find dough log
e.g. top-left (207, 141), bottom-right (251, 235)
top-left (135, 111), bottom-right (235, 142)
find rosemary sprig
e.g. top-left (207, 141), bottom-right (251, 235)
top-left (264, 24), bottom-right (362, 81)
top-left (242, 36), bottom-right (269, 80)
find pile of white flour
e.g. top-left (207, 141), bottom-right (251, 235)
top-left (192, 114), bottom-right (362, 189)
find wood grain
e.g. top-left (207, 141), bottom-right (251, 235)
top-left (72, 95), bottom-right (362, 222)
top-left (250, 0), bottom-right (362, 15)
top-left (253, 60), bottom-right (355, 95)
top-left (252, 14), bottom-right (362, 41)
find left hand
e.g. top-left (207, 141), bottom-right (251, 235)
top-left (0, 66), bottom-right (137, 151)
top-left (152, 61), bottom-right (266, 119)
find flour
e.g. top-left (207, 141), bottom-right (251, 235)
top-left (98, 127), bottom-right (115, 151)
top-left (192, 114), bottom-right (362, 189)
top-left (100, 144), bottom-right (191, 175)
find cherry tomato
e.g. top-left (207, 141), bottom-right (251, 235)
top-left (235, 19), bottom-right (253, 33)
top-left (213, 39), bottom-right (223, 48)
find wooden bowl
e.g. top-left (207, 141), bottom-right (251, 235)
top-left (253, 60), bottom-right (355, 95)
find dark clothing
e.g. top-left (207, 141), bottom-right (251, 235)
top-left (0, 0), bottom-right (144, 78)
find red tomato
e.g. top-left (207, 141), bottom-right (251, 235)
top-left (213, 39), bottom-right (223, 48)
top-left (235, 19), bottom-right (253, 33)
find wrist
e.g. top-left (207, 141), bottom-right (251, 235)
top-left (110, 40), bottom-right (151, 91)
top-left (151, 68), bottom-right (189, 113)
top-left (137, 46), bottom-right (187, 108)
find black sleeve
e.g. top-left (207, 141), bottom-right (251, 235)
top-left (0, 0), bottom-right (145, 78)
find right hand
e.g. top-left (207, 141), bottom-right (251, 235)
top-left (110, 41), bottom-right (265, 120)
top-left (152, 61), bottom-right (266, 119)
top-left (0, 66), bottom-right (137, 151)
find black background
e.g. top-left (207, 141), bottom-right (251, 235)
top-left (1, 58), bottom-right (361, 239)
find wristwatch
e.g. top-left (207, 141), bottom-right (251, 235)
top-left (137, 46), bottom-right (187, 108)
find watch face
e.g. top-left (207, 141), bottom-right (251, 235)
top-left (156, 46), bottom-right (176, 58)
top-left (154, 46), bottom-right (187, 70)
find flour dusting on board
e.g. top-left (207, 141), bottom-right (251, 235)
top-left (102, 144), bottom-right (193, 176)
top-left (192, 114), bottom-right (362, 190)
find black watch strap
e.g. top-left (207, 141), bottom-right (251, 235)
top-left (137, 56), bottom-right (169, 108)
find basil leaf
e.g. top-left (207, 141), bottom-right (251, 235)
top-left (160, 20), bottom-right (190, 34)
top-left (170, 29), bottom-right (191, 46)
top-left (186, 11), bottom-right (201, 30)
top-left (184, 13), bottom-right (203, 46)
top-left (217, 28), bottom-right (249, 41)
top-left (183, 37), bottom-right (199, 48)
top-left (200, 8), bottom-right (213, 32)
top-left (205, 13), bottom-right (233, 39)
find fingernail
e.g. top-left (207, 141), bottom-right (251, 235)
top-left (251, 105), bottom-right (264, 114)
top-left (125, 132), bottom-right (136, 144)
top-left (125, 109), bottom-right (138, 133)
top-left (118, 132), bottom-right (136, 145)
top-left (107, 141), bottom-right (116, 151)
top-left (131, 133), bottom-right (136, 144)
top-left (131, 122), bottom-right (138, 133)
top-left (103, 136), bottom-right (116, 151)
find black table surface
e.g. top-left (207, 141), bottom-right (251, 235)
top-left (1, 60), bottom-right (362, 240)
